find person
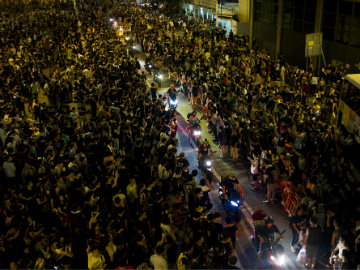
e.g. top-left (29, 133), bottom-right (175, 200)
top-left (255, 216), bottom-right (284, 267)
top-left (224, 255), bottom-right (240, 269)
top-left (255, 216), bottom-right (285, 266)
top-left (191, 82), bottom-right (199, 108)
top-left (87, 247), bottom-right (106, 270)
top-left (177, 245), bottom-right (193, 270)
top-left (262, 159), bottom-right (276, 204)
top-left (331, 220), bottom-right (346, 248)
top-left (248, 153), bottom-right (260, 190)
top-left (329, 236), bottom-right (349, 270)
top-left (198, 138), bottom-right (213, 163)
top-left (150, 245), bottom-right (168, 270)
top-left (176, 152), bottom-right (189, 172)
top-left (188, 111), bottom-right (200, 128)
top-left (303, 216), bottom-right (321, 269)
top-left (221, 175), bottom-right (241, 201)
top-left (167, 84), bottom-right (177, 108)
top-left (150, 83), bottom-right (157, 101)
top-left (188, 111), bottom-right (201, 141)
top-left (291, 206), bottom-right (307, 253)
top-left (2, 155), bottom-right (17, 186)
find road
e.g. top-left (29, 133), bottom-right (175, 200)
top-left (133, 43), bottom-right (305, 269)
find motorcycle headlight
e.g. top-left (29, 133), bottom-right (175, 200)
top-left (206, 161), bottom-right (211, 166)
top-left (230, 201), bottom-right (239, 207)
top-left (158, 74), bottom-right (163, 79)
top-left (125, 37), bottom-right (130, 41)
top-left (194, 130), bottom-right (201, 136)
top-left (278, 255), bottom-right (285, 265)
top-left (132, 45), bottom-right (136, 49)
top-left (148, 64), bottom-right (152, 68)
top-left (271, 255), bottom-right (285, 266)
top-left (170, 99), bottom-right (178, 105)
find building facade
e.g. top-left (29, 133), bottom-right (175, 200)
top-left (184, 0), bottom-right (360, 72)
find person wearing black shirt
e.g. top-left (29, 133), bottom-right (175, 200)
top-left (303, 216), bottom-right (321, 269)
top-left (150, 83), bottom-right (157, 101)
top-left (256, 216), bottom-right (284, 267)
top-left (224, 255), bottom-right (240, 269)
top-left (176, 152), bottom-right (189, 172)
top-left (291, 206), bottom-right (307, 253)
top-left (263, 160), bottom-right (276, 204)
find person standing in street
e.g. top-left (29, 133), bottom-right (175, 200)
top-left (303, 216), bottom-right (321, 269)
top-left (150, 83), bottom-right (157, 102)
top-left (291, 206), bottom-right (307, 252)
top-left (249, 153), bottom-right (259, 190)
top-left (263, 159), bottom-right (276, 204)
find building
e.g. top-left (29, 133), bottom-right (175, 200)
top-left (184, 0), bottom-right (360, 73)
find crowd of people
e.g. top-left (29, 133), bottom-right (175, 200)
top-left (0, 0), bottom-right (242, 269)
top-left (136, 4), bottom-right (360, 270)
top-left (0, 0), bottom-right (360, 269)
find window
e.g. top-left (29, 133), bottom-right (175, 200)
top-left (339, 1), bottom-right (352, 16)
top-left (335, 15), bottom-right (351, 44)
top-left (350, 18), bottom-right (360, 46)
top-left (254, 0), bottom-right (277, 25)
top-left (323, 0), bottom-right (337, 13)
top-left (323, 26), bottom-right (334, 40)
top-left (323, 13), bottom-right (336, 28)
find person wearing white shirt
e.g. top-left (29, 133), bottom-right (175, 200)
top-left (3, 156), bottom-right (16, 180)
top-left (150, 246), bottom-right (168, 270)
top-left (158, 160), bottom-right (169, 181)
top-left (69, 107), bottom-right (80, 126)
top-left (330, 236), bottom-right (348, 269)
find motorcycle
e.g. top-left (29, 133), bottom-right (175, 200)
top-left (219, 176), bottom-right (244, 222)
top-left (187, 122), bottom-right (201, 145)
top-left (153, 69), bottom-right (163, 87)
top-left (259, 231), bottom-right (286, 269)
top-left (169, 95), bottom-right (178, 110)
top-left (145, 62), bottom-right (154, 74)
top-left (198, 155), bottom-right (214, 184)
top-left (169, 112), bottom-right (178, 136)
top-left (251, 210), bottom-right (286, 269)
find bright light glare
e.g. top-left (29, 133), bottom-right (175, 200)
top-left (125, 37), bottom-right (130, 40)
top-left (270, 255), bottom-right (285, 266)
top-left (206, 161), bottom-right (212, 166)
top-left (230, 201), bottom-right (239, 207)
top-left (278, 255), bottom-right (285, 265)
top-left (132, 46), bottom-right (136, 49)
top-left (110, 18), bottom-right (114, 22)
top-left (158, 74), bottom-right (163, 79)
top-left (194, 130), bottom-right (201, 136)
top-left (170, 99), bottom-right (178, 105)
top-left (149, 65), bottom-right (152, 68)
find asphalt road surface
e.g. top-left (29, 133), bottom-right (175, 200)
top-left (134, 45), bottom-right (305, 269)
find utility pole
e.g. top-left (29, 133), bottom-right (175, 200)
top-left (249, 0), bottom-right (254, 50)
top-left (275, 0), bottom-right (284, 59)
top-left (216, 2), bottom-right (218, 27)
